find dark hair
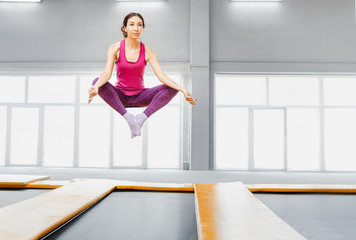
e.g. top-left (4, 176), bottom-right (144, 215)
top-left (121, 12), bottom-right (145, 38)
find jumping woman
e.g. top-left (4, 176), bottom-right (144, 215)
top-left (88, 12), bottom-right (197, 138)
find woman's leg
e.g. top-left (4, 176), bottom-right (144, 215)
top-left (131, 84), bottom-right (179, 128)
top-left (92, 77), bottom-right (128, 116)
top-left (92, 78), bottom-right (140, 137)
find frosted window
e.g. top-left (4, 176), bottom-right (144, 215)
top-left (148, 106), bottom-right (180, 169)
top-left (28, 76), bottom-right (76, 103)
top-left (144, 73), bottom-right (181, 105)
top-left (79, 106), bottom-right (110, 167)
top-left (11, 108), bottom-right (39, 165)
top-left (113, 108), bottom-right (143, 167)
top-left (324, 77), bottom-right (356, 106)
top-left (143, 74), bottom-right (159, 88)
top-left (215, 108), bottom-right (248, 170)
top-left (80, 74), bottom-right (106, 104)
top-left (216, 76), bottom-right (266, 105)
top-left (287, 108), bottom-right (320, 171)
top-left (324, 109), bottom-right (356, 171)
top-left (269, 77), bottom-right (319, 106)
top-left (0, 76), bottom-right (25, 103)
top-left (43, 107), bottom-right (74, 167)
top-left (144, 73), bottom-right (183, 88)
top-left (253, 109), bottom-right (284, 169)
top-left (0, 107), bottom-right (6, 166)
top-left (107, 75), bottom-right (118, 85)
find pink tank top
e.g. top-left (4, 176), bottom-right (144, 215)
top-left (115, 39), bottom-right (146, 95)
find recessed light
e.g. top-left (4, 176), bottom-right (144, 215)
top-left (0, 0), bottom-right (41, 2)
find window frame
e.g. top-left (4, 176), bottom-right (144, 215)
top-left (214, 73), bottom-right (356, 172)
top-left (0, 71), bottom-right (186, 169)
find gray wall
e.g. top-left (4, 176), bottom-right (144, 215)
top-left (1, 0), bottom-right (356, 170)
top-left (210, 0), bottom-right (356, 73)
top-left (0, 0), bottom-right (190, 70)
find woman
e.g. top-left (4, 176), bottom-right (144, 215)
top-left (88, 12), bottom-right (197, 138)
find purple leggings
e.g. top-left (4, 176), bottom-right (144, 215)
top-left (92, 77), bottom-right (178, 117)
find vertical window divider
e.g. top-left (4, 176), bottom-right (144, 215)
top-left (319, 76), bottom-right (325, 172)
top-left (266, 76), bottom-right (270, 106)
top-left (183, 73), bottom-right (191, 170)
top-left (248, 106), bottom-right (254, 171)
top-left (283, 107), bottom-right (288, 171)
top-left (25, 76), bottom-right (29, 104)
top-left (73, 76), bottom-right (80, 168)
top-left (109, 109), bottom-right (114, 168)
top-left (142, 122), bottom-right (148, 169)
top-left (5, 106), bottom-right (12, 167)
top-left (179, 79), bottom-right (183, 170)
top-left (37, 105), bottom-right (45, 167)
top-left (212, 73), bottom-right (216, 171)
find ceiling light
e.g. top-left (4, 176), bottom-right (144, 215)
top-left (115, 0), bottom-right (166, 2)
top-left (230, 0), bottom-right (283, 2)
top-left (0, 0), bottom-right (41, 2)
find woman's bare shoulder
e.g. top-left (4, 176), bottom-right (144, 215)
top-left (145, 45), bottom-right (153, 53)
top-left (108, 41), bottom-right (121, 62)
top-left (110, 41), bottom-right (121, 52)
top-left (144, 45), bottom-right (155, 59)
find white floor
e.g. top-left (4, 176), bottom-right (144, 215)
top-left (1, 167), bottom-right (356, 184)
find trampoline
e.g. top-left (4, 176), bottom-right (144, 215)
top-left (44, 190), bottom-right (197, 240)
top-left (1, 174), bottom-right (356, 240)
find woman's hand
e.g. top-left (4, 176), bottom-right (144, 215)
top-left (182, 89), bottom-right (197, 105)
top-left (88, 85), bottom-right (99, 104)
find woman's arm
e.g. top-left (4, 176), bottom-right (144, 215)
top-left (94, 43), bottom-right (120, 88)
top-left (146, 47), bottom-right (197, 105)
top-left (88, 42), bottom-right (120, 103)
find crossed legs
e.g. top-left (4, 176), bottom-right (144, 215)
top-left (92, 78), bottom-right (178, 137)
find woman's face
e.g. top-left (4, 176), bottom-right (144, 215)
top-left (124, 16), bottom-right (144, 39)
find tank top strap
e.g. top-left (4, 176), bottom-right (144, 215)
top-left (139, 42), bottom-right (145, 63)
top-left (119, 40), bottom-right (125, 60)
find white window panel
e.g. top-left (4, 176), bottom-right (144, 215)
top-left (107, 75), bottom-right (118, 86)
top-left (216, 76), bottom-right (266, 105)
top-left (253, 109), bottom-right (284, 169)
top-left (80, 74), bottom-right (107, 104)
top-left (43, 106), bottom-right (74, 167)
top-left (144, 73), bottom-right (181, 88)
top-left (0, 76), bottom-right (25, 103)
top-left (324, 77), bottom-right (356, 106)
top-left (287, 108), bottom-right (320, 171)
top-left (148, 106), bottom-right (180, 169)
top-left (215, 108), bottom-right (249, 170)
top-left (113, 108), bottom-right (143, 167)
top-left (0, 107), bottom-right (6, 166)
top-left (10, 108), bottom-right (38, 165)
top-left (144, 73), bottom-right (182, 105)
top-left (324, 109), bottom-right (356, 171)
top-left (269, 77), bottom-right (319, 106)
top-left (28, 76), bottom-right (76, 103)
top-left (79, 106), bottom-right (110, 168)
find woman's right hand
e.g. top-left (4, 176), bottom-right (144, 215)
top-left (88, 85), bottom-right (99, 104)
top-left (182, 89), bottom-right (197, 105)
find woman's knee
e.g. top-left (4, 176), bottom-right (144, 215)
top-left (92, 77), bottom-right (99, 86)
top-left (162, 84), bottom-right (178, 95)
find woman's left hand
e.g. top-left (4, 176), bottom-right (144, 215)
top-left (88, 85), bottom-right (99, 104)
top-left (182, 89), bottom-right (197, 105)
